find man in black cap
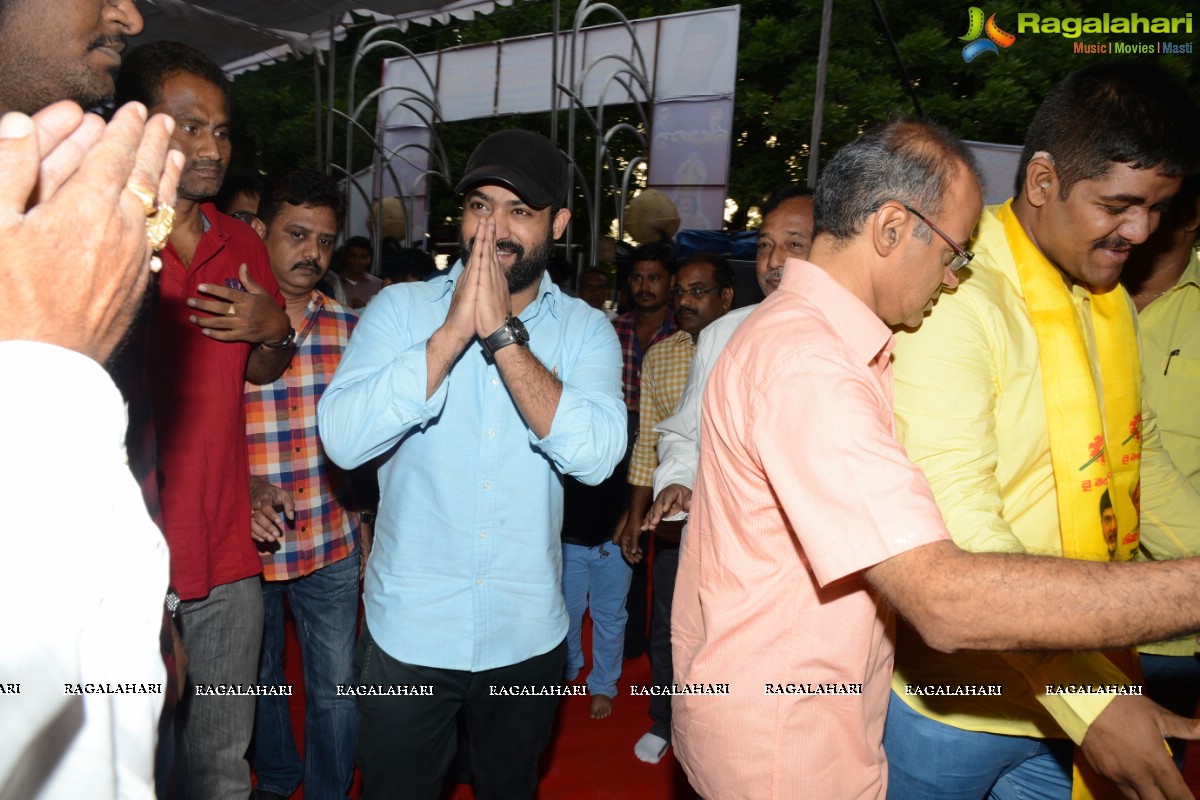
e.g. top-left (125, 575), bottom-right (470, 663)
top-left (319, 129), bottom-right (626, 798)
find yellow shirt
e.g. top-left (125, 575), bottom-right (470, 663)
top-left (628, 330), bottom-right (695, 487)
top-left (890, 205), bottom-right (1200, 744)
top-left (1138, 247), bottom-right (1200, 658)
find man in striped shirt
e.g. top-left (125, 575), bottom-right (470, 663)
top-left (244, 170), bottom-right (365, 800)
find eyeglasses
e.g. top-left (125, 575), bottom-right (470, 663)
top-left (670, 286), bottom-right (723, 299)
top-left (902, 204), bottom-right (974, 272)
top-left (230, 210), bottom-right (259, 225)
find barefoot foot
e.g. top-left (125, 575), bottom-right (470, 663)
top-left (589, 694), bottom-right (613, 719)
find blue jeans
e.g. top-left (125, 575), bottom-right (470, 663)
top-left (884, 690), bottom-right (1073, 800)
top-left (562, 541), bottom-right (632, 697)
top-left (252, 550), bottom-right (360, 799)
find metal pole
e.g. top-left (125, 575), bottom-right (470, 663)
top-left (325, 15), bottom-right (337, 177)
top-left (550, 0), bottom-right (560, 146)
top-left (807, 0), bottom-right (833, 188)
top-left (313, 49), bottom-right (323, 172)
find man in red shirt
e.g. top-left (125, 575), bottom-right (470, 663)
top-left (116, 41), bottom-right (293, 800)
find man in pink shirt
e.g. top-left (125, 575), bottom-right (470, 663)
top-left (671, 118), bottom-right (1200, 799)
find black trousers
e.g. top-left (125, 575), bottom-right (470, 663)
top-left (648, 539), bottom-right (680, 737)
top-left (355, 625), bottom-right (566, 800)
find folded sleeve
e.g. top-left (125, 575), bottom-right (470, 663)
top-left (531, 311), bottom-right (626, 486)
top-left (998, 651), bottom-right (1124, 744)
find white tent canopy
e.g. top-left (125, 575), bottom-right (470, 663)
top-left (138, 0), bottom-right (515, 74)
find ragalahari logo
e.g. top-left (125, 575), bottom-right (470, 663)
top-left (960, 7), bottom-right (1016, 62)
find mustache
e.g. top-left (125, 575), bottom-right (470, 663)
top-left (466, 236), bottom-right (525, 260)
top-left (764, 268), bottom-right (783, 282)
top-left (86, 35), bottom-right (126, 52)
top-left (1093, 236), bottom-right (1131, 251)
top-left (290, 258), bottom-right (321, 272)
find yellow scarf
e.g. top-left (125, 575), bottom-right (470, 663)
top-left (999, 201), bottom-right (1145, 799)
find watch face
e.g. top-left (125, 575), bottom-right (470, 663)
top-left (510, 316), bottom-right (530, 345)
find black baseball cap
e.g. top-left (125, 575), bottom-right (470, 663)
top-left (455, 129), bottom-right (570, 210)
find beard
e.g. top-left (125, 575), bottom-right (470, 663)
top-left (460, 220), bottom-right (554, 294)
top-left (177, 160), bottom-right (227, 202)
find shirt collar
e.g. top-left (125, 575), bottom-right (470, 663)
top-left (1175, 247), bottom-right (1200, 292)
top-left (665, 328), bottom-right (695, 349)
top-left (782, 258), bottom-right (894, 370)
top-left (200, 202), bottom-right (232, 242)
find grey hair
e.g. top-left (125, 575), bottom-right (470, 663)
top-left (813, 117), bottom-right (981, 244)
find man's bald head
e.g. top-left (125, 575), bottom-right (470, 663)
top-left (0, 0), bottom-right (143, 114)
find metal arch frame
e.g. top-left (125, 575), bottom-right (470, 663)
top-left (326, 24), bottom-right (452, 266)
top-left (557, 0), bottom-right (654, 270)
top-left (315, 1), bottom-right (658, 275)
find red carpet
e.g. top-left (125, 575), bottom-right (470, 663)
top-left (275, 612), bottom-right (1198, 798)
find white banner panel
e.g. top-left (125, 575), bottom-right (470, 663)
top-left (437, 44), bottom-right (500, 120)
top-left (375, 6), bottom-right (741, 236)
top-left (664, 185), bottom-right (726, 232)
top-left (380, 128), bottom-right (434, 194)
top-left (648, 98), bottom-right (733, 186)
top-left (497, 37), bottom-right (555, 114)
top-left (576, 20), bottom-right (656, 107)
top-left (379, 54), bottom-right (439, 128)
top-left (653, 9), bottom-right (738, 101)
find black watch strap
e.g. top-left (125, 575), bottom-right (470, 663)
top-left (480, 315), bottom-right (528, 357)
top-left (261, 326), bottom-right (297, 350)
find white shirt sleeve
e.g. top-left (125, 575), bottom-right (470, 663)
top-left (0, 342), bottom-right (168, 800)
top-left (652, 306), bottom-right (755, 497)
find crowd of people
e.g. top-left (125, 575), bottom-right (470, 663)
top-left (3, 2), bottom-right (1200, 800)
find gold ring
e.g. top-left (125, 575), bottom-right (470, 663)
top-left (127, 184), bottom-right (159, 217)
top-left (145, 203), bottom-right (175, 252)
top-left (227, 303), bottom-right (236, 317)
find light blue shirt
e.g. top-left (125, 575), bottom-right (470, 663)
top-left (318, 263), bottom-right (626, 670)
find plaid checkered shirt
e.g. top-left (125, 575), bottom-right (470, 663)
top-left (612, 309), bottom-right (676, 412)
top-left (245, 291), bottom-right (361, 581)
top-left (628, 329), bottom-right (695, 487)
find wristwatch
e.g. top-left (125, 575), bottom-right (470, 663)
top-left (261, 326), bottom-right (297, 350)
top-left (480, 315), bottom-right (529, 358)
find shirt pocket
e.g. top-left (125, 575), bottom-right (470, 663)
top-left (1155, 353), bottom-right (1200, 435)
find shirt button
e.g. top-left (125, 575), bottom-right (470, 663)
top-left (294, 447), bottom-right (301, 453)
top-left (487, 429), bottom-right (495, 439)
top-left (483, 480), bottom-right (491, 490)
top-left (492, 378), bottom-right (499, 386)
top-left (480, 531), bottom-right (487, 539)
top-left (476, 579), bottom-right (484, 586)
top-left (298, 487), bottom-right (304, 494)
